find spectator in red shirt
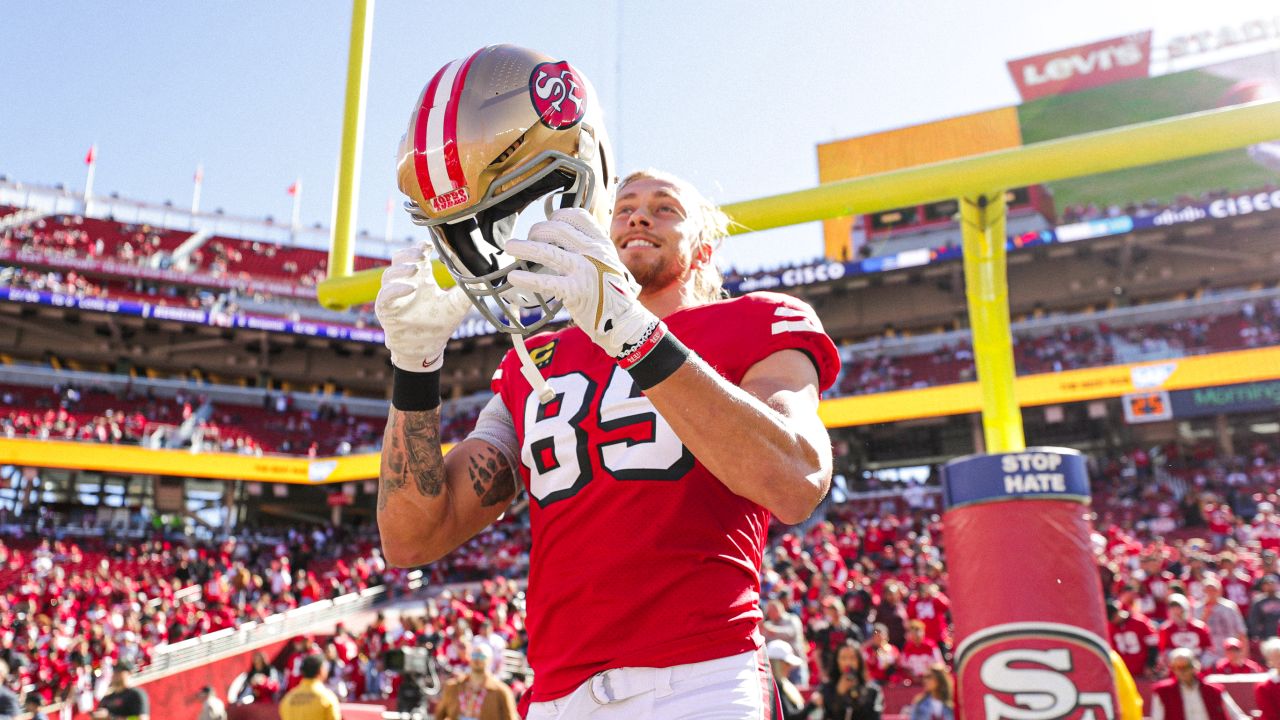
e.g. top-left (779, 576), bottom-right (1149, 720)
top-left (873, 582), bottom-right (910, 649)
top-left (1257, 637), bottom-right (1280, 720)
top-left (1107, 601), bottom-right (1157, 680)
top-left (1138, 553), bottom-right (1177, 622)
top-left (900, 620), bottom-right (943, 686)
top-left (906, 583), bottom-right (951, 651)
top-left (1204, 501), bottom-right (1235, 550)
top-left (1159, 594), bottom-right (1213, 666)
top-left (239, 651), bottom-right (281, 704)
top-left (1212, 638), bottom-right (1263, 675)
top-left (1218, 553), bottom-right (1255, 613)
top-left (862, 624), bottom-right (899, 686)
top-left (1255, 503), bottom-right (1280, 552)
top-left (1152, 648), bottom-right (1246, 720)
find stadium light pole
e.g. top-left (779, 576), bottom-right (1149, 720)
top-left (325, 0), bottom-right (375, 292)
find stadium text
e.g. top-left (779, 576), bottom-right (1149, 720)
top-left (1166, 16), bottom-right (1280, 59)
top-left (1019, 41), bottom-right (1146, 87)
top-left (1001, 453), bottom-right (1067, 494)
top-left (1003, 473), bottom-right (1067, 494)
top-left (1006, 32), bottom-right (1152, 101)
top-left (1208, 189), bottom-right (1280, 220)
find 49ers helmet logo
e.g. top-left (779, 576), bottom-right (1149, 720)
top-left (529, 61), bottom-right (587, 129)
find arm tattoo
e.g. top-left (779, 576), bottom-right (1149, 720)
top-left (378, 408), bottom-right (445, 511)
top-left (466, 445), bottom-right (517, 508)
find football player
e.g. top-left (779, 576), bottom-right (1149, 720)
top-left (376, 44), bottom-right (839, 719)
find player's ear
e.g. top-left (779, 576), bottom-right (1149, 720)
top-left (693, 241), bottom-right (712, 268)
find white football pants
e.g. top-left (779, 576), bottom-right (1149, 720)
top-left (525, 648), bottom-right (778, 720)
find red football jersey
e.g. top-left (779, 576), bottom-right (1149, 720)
top-left (1158, 618), bottom-right (1212, 655)
top-left (1222, 570), bottom-right (1255, 612)
top-left (900, 639), bottom-right (943, 679)
top-left (1138, 571), bottom-right (1176, 621)
top-left (1211, 656), bottom-right (1264, 675)
top-left (907, 594), bottom-right (951, 645)
top-left (494, 293), bottom-right (840, 701)
top-left (1108, 615), bottom-right (1156, 678)
top-left (1256, 519), bottom-right (1280, 551)
top-left (863, 641), bottom-right (899, 684)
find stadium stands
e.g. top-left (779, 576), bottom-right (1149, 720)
top-left (0, 524), bottom-right (391, 708)
top-left (3, 213), bottom-right (383, 286)
top-left (832, 288), bottom-right (1280, 397)
top-left (4, 174), bottom-right (1280, 716)
top-left (2, 286), bottom-right (1275, 461)
top-left (186, 436), bottom-right (1275, 716)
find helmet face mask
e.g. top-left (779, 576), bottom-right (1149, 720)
top-left (398, 45), bottom-right (614, 338)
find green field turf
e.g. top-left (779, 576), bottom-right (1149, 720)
top-left (1017, 69), bottom-right (1280, 213)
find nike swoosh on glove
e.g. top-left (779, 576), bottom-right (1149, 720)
top-left (505, 208), bottom-right (658, 359)
top-left (375, 245), bottom-right (474, 372)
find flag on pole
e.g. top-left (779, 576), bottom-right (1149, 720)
top-left (83, 144), bottom-right (98, 215)
top-left (192, 163), bottom-right (204, 215)
top-left (288, 177), bottom-right (302, 233)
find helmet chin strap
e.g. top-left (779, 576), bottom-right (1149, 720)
top-left (512, 334), bottom-right (556, 403)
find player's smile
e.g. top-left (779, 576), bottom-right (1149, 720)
top-left (618, 233), bottom-right (661, 251)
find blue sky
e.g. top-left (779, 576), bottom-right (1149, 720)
top-left (2, 1), bottom-right (1276, 272)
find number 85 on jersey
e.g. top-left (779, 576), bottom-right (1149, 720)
top-left (520, 366), bottom-right (694, 506)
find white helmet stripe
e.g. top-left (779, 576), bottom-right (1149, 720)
top-left (424, 59), bottom-right (463, 196)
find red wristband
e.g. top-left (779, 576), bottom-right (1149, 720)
top-left (617, 322), bottom-right (690, 390)
top-left (616, 322), bottom-right (667, 370)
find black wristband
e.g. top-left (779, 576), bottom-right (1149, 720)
top-left (392, 368), bottom-right (441, 412)
top-left (625, 332), bottom-right (690, 390)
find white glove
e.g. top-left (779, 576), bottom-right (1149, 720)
top-left (375, 245), bottom-right (473, 372)
top-left (506, 209), bottom-right (657, 359)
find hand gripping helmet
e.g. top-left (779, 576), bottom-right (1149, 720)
top-left (397, 44), bottom-right (614, 339)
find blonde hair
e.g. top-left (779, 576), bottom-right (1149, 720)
top-left (617, 168), bottom-right (729, 304)
top-left (922, 663), bottom-right (954, 703)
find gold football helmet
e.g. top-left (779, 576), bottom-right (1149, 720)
top-left (397, 44), bottom-right (614, 338)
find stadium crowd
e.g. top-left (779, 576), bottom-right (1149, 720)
top-left (8, 200), bottom-right (1280, 717)
top-left (1057, 185), bottom-right (1279, 225)
top-left (209, 438), bottom-right (1277, 717)
top-left (0, 521), bottom-right (404, 711)
top-left (1, 379), bottom-right (491, 456)
top-left (835, 295), bottom-right (1280, 397)
top-left (1, 436), bottom-right (1279, 716)
top-left (0, 382), bottom-right (485, 455)
top-left (2, 290), bottom-right (1276, 464)
top-left (0, 214), bottom-right (385, 288)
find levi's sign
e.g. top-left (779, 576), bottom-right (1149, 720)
top-left (1007, 32), bottom-right (1153, 101)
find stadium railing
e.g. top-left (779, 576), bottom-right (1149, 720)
top-left (138, 569), bottom-right (425, 679)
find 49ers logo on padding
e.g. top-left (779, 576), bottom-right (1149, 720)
top-left (530, 61), bottom-right (587, 129)
top-left (955, 623), bottom-right (1117, 720)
